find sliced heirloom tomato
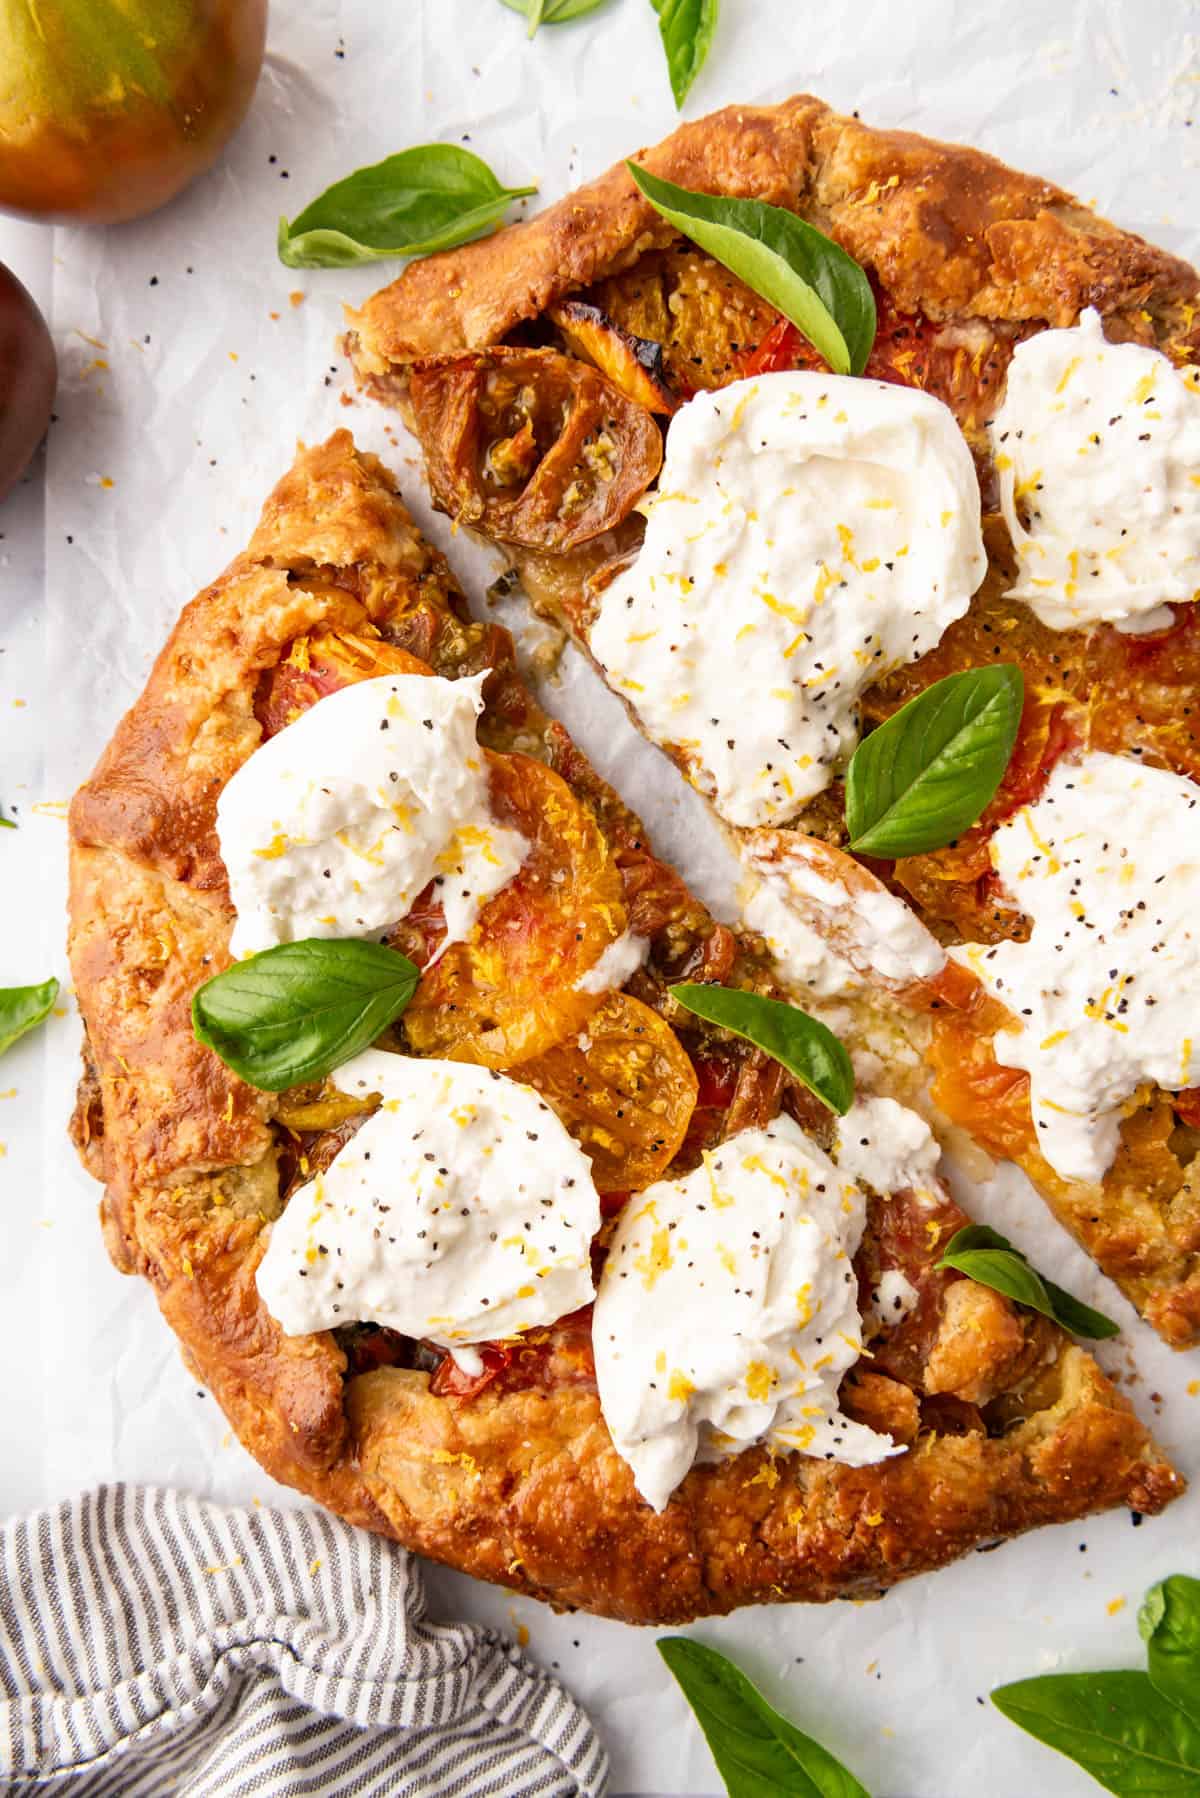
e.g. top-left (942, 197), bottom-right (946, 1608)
top-left (256, 626), bottom-right (433, 737)
top-left (740, 295), bottom-right (1016, 429)
top-left (403, 751), bottom-right (628, 1067)
top-left (518, 990), bottom-right (698, 1193)
top-left (428, 1307), bottom-right (597, 1401)
top-left (927, 1002), bottom-right (1039, 1164)
top-left (409, 346), bottom-right (663, 552)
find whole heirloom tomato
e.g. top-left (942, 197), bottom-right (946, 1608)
top-left (0, 0), bottom-right (268, 225)
top-left (0, 263), bottom-right (55, 500)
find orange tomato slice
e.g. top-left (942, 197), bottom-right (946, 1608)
top-left (403, 751), bottom-right (627, 1067)
top-left (256, 627), bottom-right (432, 738)
top-left (519, 991), bottom-right (698, 1193)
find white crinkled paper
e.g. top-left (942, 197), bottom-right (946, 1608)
top-left (1, 3), bottom-right (1198, 1793)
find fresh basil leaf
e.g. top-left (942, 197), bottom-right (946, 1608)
top-left (669, 983), bottom-right (853, 1115)
top-left (498, 0), bottom-right (610, 24)
top-left (937, 1224), bottom-right (1119, 1339)
top-left (278, 146), bottom-right (537, 269)
top-left (845, 664), bottom-right (1023, 858)
top-left (992, 1670), bottom-right (1200, 1796)
top-left (525, 0), bottom-right (547, 32)
top-left (659, 1638), bottom-right (870, 1798)
top-left (0, 814), bottom-right (14, 828)
top-left (653, 0), bottom-right (719, 109)
top-left (628, 164), bottom-right (875, 376)
top-left (192, 940), bottom-right (419, 1092)
top-left (0, 977), bottom-right (58, 1057)
top-left (1141, 1576), bottom-right (1200, 1729)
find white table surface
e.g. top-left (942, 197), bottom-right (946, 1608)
top-left (1, 4), bottom-right (1198, 1793)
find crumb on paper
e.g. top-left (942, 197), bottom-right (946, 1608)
top-left (289, 290), bottom-right (306, 307)
top-left (1187, 1380), bottom-right (1200, 1396)
top-left (269, 310), bottom-right (281, 321)
top-left (1107, 1596), bottom-right (1127, 1616)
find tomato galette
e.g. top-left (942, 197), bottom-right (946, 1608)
top-left (68, 432), bottom-right (1179, 1623)
top-left (347, 94), bottom-right (1200, 1348)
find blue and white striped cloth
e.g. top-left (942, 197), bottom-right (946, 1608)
top-left (0, 1485), bottom-right (609, 1796)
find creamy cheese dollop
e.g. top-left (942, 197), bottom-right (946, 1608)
top-left (218, 671), bottom-right (526, 957)
top-left (991, 308), bottom-right (1200, 632)
top-left (833, 1094), bottom-right (942, 1198)
top-left (592, 1114), bottom-right (904, 1511)
top-left (741, 835), bottom-right (945, 999)
top-left (256, 1049), bottom-right (601, 1346)
top-left (953, 752), bottom-right (1200, 1183)
top-left (573, 929), bottom-right (649, 995)
top-left (589, 374), bottom-right (987, 829)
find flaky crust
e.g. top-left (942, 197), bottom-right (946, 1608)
top-left (68, 432), bottom-right (1181, 1623)
top-left (349, 96), bottom-right (1200, 1346)
top-left (346, 94), bottom-right (1200, 379)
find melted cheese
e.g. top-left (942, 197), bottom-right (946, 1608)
top-left (217, 671), bottom-right (526, 957)
top-left (589, 374), bottom-right (986, 828)
top-left (256, 1049), bottom-right (601, 1346)
top-left (991, 308), bottom-right (1200, 632)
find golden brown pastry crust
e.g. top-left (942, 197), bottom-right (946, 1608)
top-left (348, 95), bottom-right (1200, 1347)
top-left (68, 430), bottom-right (1181, 1624)
top-left (346, 94), bottom-right (1200, 378)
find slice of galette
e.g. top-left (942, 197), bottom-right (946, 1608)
top-left (345, 94), bottom-right (1200, 1347)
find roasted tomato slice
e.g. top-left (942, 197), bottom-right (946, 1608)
top-left (549, 299), bottom-right (678, 415)
top-left (403, 751), bottom-right (627, 1067)
top-left (1175, 1087), bottom-right (1200, 1129)
top-left (927, 1007), bottom-right (1037, 1162)
top-left (408, 345), bottom-right (663, 552)
top-left (256, 627), bottom-right (432, 737)
top-left (519, 990), bottom-right (698, 1193)
top-left (428, 1307), bottom-right (597, 1401)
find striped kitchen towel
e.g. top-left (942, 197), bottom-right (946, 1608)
top-left (0, 1484), bottom-right (609, 1796)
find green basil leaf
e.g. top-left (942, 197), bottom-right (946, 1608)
top-left (659, 1639), bottom-right (870, 1798)
top-left (1141, 1576), bottom-right (1200, 1729)
top-left (525, 0), bottom-right (547, 32)
top-left (845, 664), bottom-right (1023, 858)
top-left (192, 940), bottom-right (419, 1092)
top-left (993, 1671), bottom-right (1200, 1796)
top-left (498, 0), bottom-right (609, 22)
top-left (278, 146), bottom-right (537, 269)
top-left (937, 1224), bottom-right (1119, 1339)
top-left (0, 814), bottom-right (14, 828)
top-left (669, 983), bottom-right (853, 1115)
top-left (653, 0), bottom-right (719, 109)
top-left (0, 977), bottom-right (58, 1057)
top-left (628, 164), bottom-right (875, 376)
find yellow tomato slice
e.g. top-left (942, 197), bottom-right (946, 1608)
top-left (519, 991), bottom-right (698, 1193)
top-left (403, 751), bottom-right (627, 1067)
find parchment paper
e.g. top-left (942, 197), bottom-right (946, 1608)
top-left (1, 3), bottom-right (1198, 1792)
